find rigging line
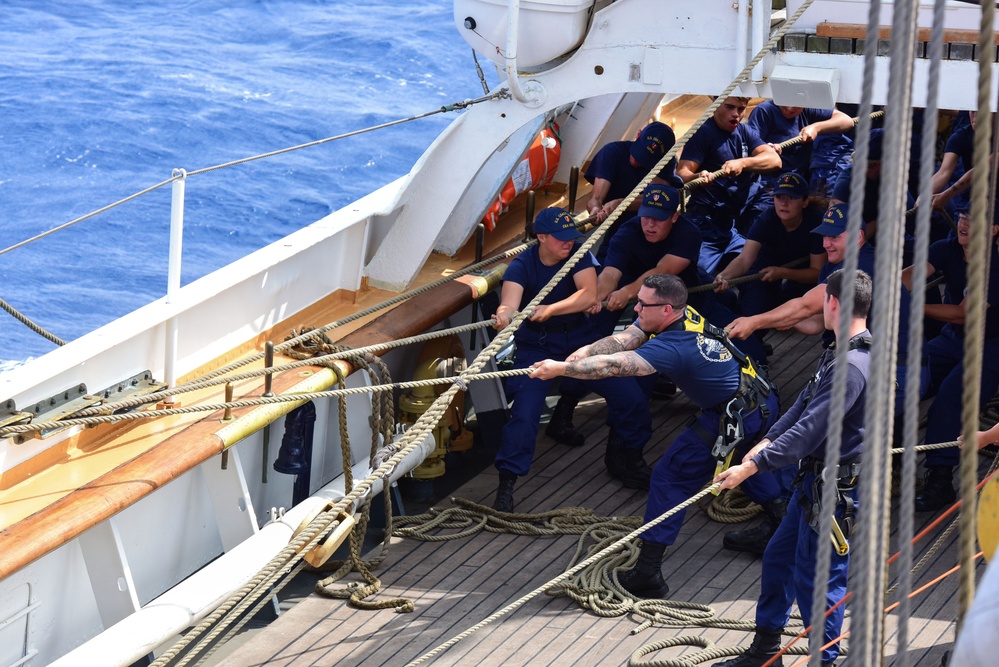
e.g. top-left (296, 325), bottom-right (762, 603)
top-left (157, 239), bottom-right (533, 398)
top-left (0, 92), bottom-right (500, 258)
top-left (0, 174), bottom-right (181, 258)
top-left (896, 0), bottom-right (949, 662)
top-left (958, 0), bottom-right (997, 630)
top-left (0, 368), bottom-right (533, 438)
top-left (0, 297), bottom-right (66, 346)
top-left (815, 0), bottom-right (886, 661)
top-left (70, 318), bottom-right (499, 417)
top-left (186, 91), bottom-right (502, 177)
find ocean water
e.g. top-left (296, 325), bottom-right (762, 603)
top-left (0, 0), bottom-right (495, 366)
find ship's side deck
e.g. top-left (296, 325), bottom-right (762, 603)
top-left (212, 329), bottom-right (988, 667)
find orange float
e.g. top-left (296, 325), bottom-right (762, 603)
top-left (482, 122), bottom-right (561, 231)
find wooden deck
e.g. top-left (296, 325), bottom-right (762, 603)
top-left (211, 329), bottom-right (987, 667)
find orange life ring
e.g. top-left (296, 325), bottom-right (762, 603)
top-left (482, 123), bottom-right (561, 231)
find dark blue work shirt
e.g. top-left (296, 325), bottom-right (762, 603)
top-left (831, 165), bottom-right (915, 226)
top-left (927, 238), bottom-right (999, 337)
top-left (747, 101), bottom-right (833, 176)
top-left (603, 215), bottom-right (702, 288)
top-left (584, 141), bottom-right (681, 201)
top-left (503, 243), bottom-right (596, 340)
top-left (754, 331), bottom-right (871, 471)
top-left (747, 207), bottom-right (825, 269)
top-left (684, 121), bottom-right (766, 215)
top-left (633, 314), bottom-right (741, 410)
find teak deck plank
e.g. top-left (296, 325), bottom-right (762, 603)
top-left (213, 329), bottom-right (981, 667)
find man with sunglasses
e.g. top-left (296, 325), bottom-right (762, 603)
top-left (530, 273), bottom-right (781, 598)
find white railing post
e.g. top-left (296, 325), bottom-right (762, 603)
top-left (164, 168), bottom-right (186, 403)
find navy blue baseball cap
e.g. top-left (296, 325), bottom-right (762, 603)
top-left (637, 184), bottom-right (680, 220)
top-left (630, 122), bottom-right (676, 169)
top-left (867, 128), bottom-right (883, 161)
top-left (811, 202), bottom-right (865, 236)
top-left (534, 208), bottom-right (584, 240)
top-left (774, 172), bottom-right (809, 198)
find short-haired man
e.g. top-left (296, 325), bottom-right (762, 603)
top-left (531, 274), bottom-right (784, 596)
top-left (585, 121), bottom-right (682, 261)
top-left (677, 97), bottom-right (782, 275)
top-left (726, 202), bottom-right (874, 342)
top-left (546, 183), bottom-right (701, 460)
top-left (712, 269), bottom-right (873, 667)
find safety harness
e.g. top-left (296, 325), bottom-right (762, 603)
top-left (793, 332), bottom-right (873, 556)
top-left (671, 307), bottom-right (775, 486)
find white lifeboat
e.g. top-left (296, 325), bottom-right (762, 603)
top-left (454, 0), bottom-right (595, 68)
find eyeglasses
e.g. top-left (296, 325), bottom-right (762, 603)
top-left (635, 299), bottom-right (671, 310)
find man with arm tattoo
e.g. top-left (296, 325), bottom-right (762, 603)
top-left (531, 274), bottom-right (784, 598)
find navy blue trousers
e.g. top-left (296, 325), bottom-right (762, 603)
top-left (494, 325), bottom-right (652, 477)
top-left (923, 327), bottom-right (999, 467)
top-left (756, 474), bottom-right (852, 664)
top-left (639, 391), bottom-right (781, 545)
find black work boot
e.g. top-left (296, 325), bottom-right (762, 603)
top-left (914, 466), bottom-right (956, 512)
top-left (618, 447), bottom-right (653, 490)
top-left (723, 498), bottom-right (787, 555)
top-left (545, 395), bottom-right (584, 447)
top-left (606, 433), bottom-right (652, 490)
top-left (711, 628), bottom-right (785, 667)
top-left (493, 470), bottom-right (517, 513)
top-left (617, 541), bottom-right (670, 599)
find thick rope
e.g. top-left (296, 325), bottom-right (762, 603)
top-left (0, 296), bottom-right (66, 346)
top-left (814, 0), bottom-right (883, 663)
top-left (705, 487), bottom-right (761, 523)
top-left (893, 1), bottom-right (947, 663)
top-left (404, 484), bottom-right (723, 667)
top-left (848, 0), bottom-right (920, 662)
top-left (70, 319), bottom-right (497, 418)
top-left (957, 0), bottom-right (997, 629)
top-left (0, 368), bottom-right (531, 438)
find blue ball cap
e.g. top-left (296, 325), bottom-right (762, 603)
top-left (630, 122), bottom-right (676, 169)
top-left (637, 184), bottom-right (680, 220)
top-left (811, 202), bottom-right (865, 236)
top-left (534, 208), bottom-right (584, 241)
top-left (867, 128), bottom-right (883, 161)
top-left (774, 172), bottom-right (809, 198)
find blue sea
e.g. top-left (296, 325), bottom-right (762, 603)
top-left (0, 0), bottom-right (495, 366)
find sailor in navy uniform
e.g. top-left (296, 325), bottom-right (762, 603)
top-left (676, 97), bottom-right (782, 276)
top-left (491, 208), bottom-right (653, 512)
top-left (530, 273), bottom-right (783, 598)
top-left (584, 121), bottom-right (683, 262)
top-left (547, 183), bottom-right (700, 447)
top-left (741, 101), bottom-right (854, 228)
top-left (902, 208), bottom-right (999, 511)
top-left (712, 268), bottom-right (873, 667)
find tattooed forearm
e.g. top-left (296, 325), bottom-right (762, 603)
top-left (586, 338), bottom-right (626, 356)
top-left (584, 326), bottom-right (647, 357)
top-left (564, 352), bottom-right (656, 379)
